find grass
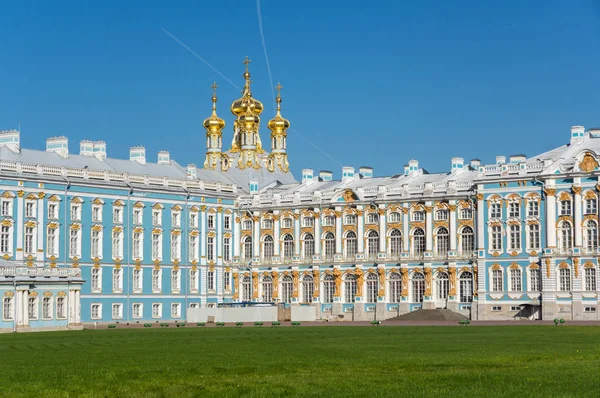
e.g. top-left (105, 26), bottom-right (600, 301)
top-left (1, 326), bottom-right (600, 397)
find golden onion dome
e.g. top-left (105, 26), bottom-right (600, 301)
top-left (230, 56), bottom-right (264, 117)
top-left (268, 83), bottom-right (290, 133)
top-left (203, 82), bottom-right (225, 132)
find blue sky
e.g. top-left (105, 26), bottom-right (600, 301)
top-left (0, 0), bottom-right (599, 179)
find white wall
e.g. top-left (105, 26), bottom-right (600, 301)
top-left (187, 306), bottom-right (278, 323)
top-left (291, 306), bottom-right (316, 322)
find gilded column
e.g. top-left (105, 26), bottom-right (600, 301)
top-left (573, 184), bottom-right (582, 248)
top-left (545, 185), bottom-right (557, 249)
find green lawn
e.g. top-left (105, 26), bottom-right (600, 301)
top-left (1, 325), bottom-right (599, 397)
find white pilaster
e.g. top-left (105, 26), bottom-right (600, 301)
top-left (294, 211), bottom-right (300, 256)
top-left (546, 183), bottom-right (557, 249)
top-left (425, 204), bottom-right (433, 252)
top-left (357, 206), bottom-right (364, 254)
top-left (314, 208), bottom-right (321, 257)
top-left (233, 213), bottom-right (240, 258)
top-left (449, 201), bottom-right (457, 251)
top-left (477, 192), bottom-right (485, 250)
top-left (16, 194), bottom-right (23, 260)
top-left (37, 195), bottom-right (45, 262)
top-left (403, 207), bottom-right (409, 252)
top-left (200, 207), bottom-right (206, 262)
top-left (335, 208), bottom-right (342, 254)
top-left (379, 208), bottom-right (386, 253)
top-left (274, 211), bottom-right (280, 256)
top-left (574, 183), bottom-right (582, 248)
top-left (253, 212), bottom-right (260, 258)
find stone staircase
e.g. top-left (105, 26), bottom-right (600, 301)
top-left (386, 309), bottom-right (468, 321)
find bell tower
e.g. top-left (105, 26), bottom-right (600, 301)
top-left (267, 83), bottom-right (290, 173)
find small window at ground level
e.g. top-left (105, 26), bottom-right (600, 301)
top-left (585, 307), bottom-right (596, 312)
top-left (510, 306), bottom-right (521, 311)
top-left (492, 306), bottom-right (502, 311)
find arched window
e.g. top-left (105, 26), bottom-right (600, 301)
top-left (459, 226), bottom-right (474, 254)
top-left (436, 227), bottom-right (449, 257)
top-left (261, 275), bottom-right (273, 302)
top-left (491, 269), bottom-right (503, 292)
top-left (585, 220), bottom-right (598, 252)
top-left (262, 235), bottom-right (274, 262)
top-left (436, 272), bottom-right (449, 300)
top-left (412, 228), bottom-right (425, 257)
top-left (303, 233), bottom-right (315, 261)
top-left (324, 232), bottom-right (335, 261)
top-left (389, 212), bottom-right (401, 223)
top-left (282, 234), bottom-right (294, 262)
top-left (367, 230), bottom-right (379, 260)
top-left (323, 274), bottom-right (335, 304)
top-left (510, 268), bottom-right (522, 291)
top-left (559, 267), bottom-right (571, 291)
top-left (302, 275), bottom-right (314, 303)
top-left (459, 272), bottom-right (473, 302)
top-left (585, 267), bottom-right (597, 291)
top-left (344, 274), bottom-right (357, 303)
top-left (412, 272), bottom-right (425, 303)
top-left (558, 222), bottom-right (572, 252)
top-left (389, 229), bottom-right (402, 259)
top-left (508, 225), bottom-right (521, 251)
top-left (389, 272), bottom-right (402, 303)
top-left (242, 276), bottom-right (252, 301)
top-left (529, 267), bottom-right (541, 291)
top-left (281, 275), bottom-right (293, 303)
top-left (345, 231), bottom-right (357, 259)
top-left (242, 236), bottom-right (253, 262)
top-left (366, 273), bottom-right (378, 303)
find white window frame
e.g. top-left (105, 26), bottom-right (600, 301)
top-left (171, 303), bottom-right (181, 318)
top-left (91, 267), bottom-right (102, 293)
top-left (47, 202), bottom-right (58, 220)
top-left (171, 268), bottom-right (181, 293)
top-left (112, 303), bottom-right (123, 320)
top-left (152, 303), bottom-right (162, 318)
top-left (25, 200), bottom-right (37, 218)
top-left (132, 303), bottom-right (143, 319)
top-left (92, 205), bottom-right (102, 222)
top-left (1, 199), bottom-right (12, 217)
top-left (90, 303), bottom-right (102, 320)
top-left (112, 267), bottom-right (123, 293)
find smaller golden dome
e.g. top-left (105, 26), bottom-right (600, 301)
top-left (203, 82), bottom-right (226, 132)
top-left (231, 56), bottom-right (264, 117)
top-left (268, 83), bottom-right (290, 133)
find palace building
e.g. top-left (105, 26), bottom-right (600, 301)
top-left (1, 58), bottom-right (599, 331)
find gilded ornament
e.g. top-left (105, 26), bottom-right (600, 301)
top-left (545, 258), bottom-right (551, 278)
top-left (354, 268), bottom-right (364, 297)
top-left (475, 193), bottom-right (484, 201)
top-left (543, 188), bottom-right (556, 197)
top-left (1, 191), bottom-right (14, 199)
top-left (448, 267), bottom-right (456, 296)
top-left (573, 257), bottom-right (579, 277)
top-left (342, 189), bottom-right (357, 203)
top-left (424, 268), bottom-right (432, 296)
top-left (17, 190), bottom-right (25, 198)
top-left (572, 186), bottom-right (582, 195)
top-left (291, 270), bottom-right (299, 298)
top-left (579, 152), bottom-right (599, 172)
top-left (400, 268), bottom-right (409, 297)
top-left (232, 272), bottom-right (239, 299)
top-left (584, 190), bottom-right (597, 200)
top-left (378, 268), bottom-right (385, 297)
top-left (4, 291), bottom-right (14, 298)
top-left (333, 268), bottom-right (342, 297)
top-left (37, 192), bottom-right (45, 199)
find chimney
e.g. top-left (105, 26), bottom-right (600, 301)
top-left (319, 170), bottom-right (333, 181)
top-left (403, 165), bottom-right (410, 175)
top-left (408, 159), bottom-right (419, 174)
top-left (571, 125), bottom-right (585, 143)
top-left (359, 166), bottom-right (373, 178)
top-left (470, 159), bottom-right (481, 169)
top-left (0, 130), bottom-right (20, 152)
top-left (186, 163), bottom-right (197, 179)
top-left (451, 157), bottom-right (464, 173)
top-left (157, 150), bottom-right (170, 165)
top-left (249, 177), bottom-right (259, 194)
top-left (509, 154), bottom-right (526, 163)
top-left (80, 140), bottom-right (106, 160)
top-left (342, 166), bottom-right (355, 182)
top-left (129, 146), bottom-right (146, 164)
top-left (46, 136), bottom-right (69, 158)
top-left (302, 169), bottom-right (314, 185)
top-left (496, 156), bottom-right (506, 165)
top-left (589, 128), bottom-right (600, 138)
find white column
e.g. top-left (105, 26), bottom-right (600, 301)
top-left (37, 195), bottom-right (45, 262)
top-left (574, 185), bottom-right (582, 248)
top-left (233, 214), bottom-right (240, 258)
top-left (68, 290), bottom-right (76, 325)
top-left (449, 201), bottom-right (457, 251)
top-left (357, 206), bottom-right (364, 254)
top-left (16, 193), bottom-right (24, 260)
top-left (402, 207), bottom-right (409, 252)
top-left (294, 212), bottom-right (300, 256)
top-left (200, 207), bottom-right (206, 262)
top-left (477, 193), bottom-right (485, 250)
top-left (216, 209), bottom-right (223, 262)
top-left (546, 186), bottom-right (557, 248)
top-left (253, 213), bottom-right (260, 258)
top-left (314, 210), bottom-right (321, 258)
top-left (379, 209), bottom-right (386, 253)
top-left (16, 289), bottom-right (28, 327)
top-left (335, 210), bottom-right (342, 254)
top-left (425, 204), bottom-right (433, 252)
top-left (274, 211), bottom-right (280, 256)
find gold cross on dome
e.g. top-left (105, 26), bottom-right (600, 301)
top-left (211, 82), bottom-right (218, 93)
top-left (275, 82), bottom-right (283, 95)
top-left (243, 56), bottom-right (251, 69)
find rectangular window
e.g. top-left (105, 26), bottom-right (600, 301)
top-left (492, 270), bottom-right (503, 292)
top-left (132, 232), bottom-right (142, 259)
top-left (152, 303), bottom-right (162, 318)
top-left (492, 306), bottom-right (502, 311)
top-left (70, 204), bottom-right (80, 221)
top-left (585, 307), bottom-right (596, 312)
top-left (508, 202), bottom-right (520, 218)
top-left (0, 225), bottom-right (9, 253)
top-left (112, 303), bottom-right (123, 319)
top-left (207, 270), bottom-right (215, 291)
top-left (112, 268), bottom-right (123, 292)
top-left (3, 297), bottom-right (13, 320)
top-left (112, 231), bottom-right (122, 259)
top-left (223, 237), bottom-right (231, 262)
top-left (189, 235), bottom-right (198, 262)
top-left (91, 230), bottom-right (101, 259)
top-left (527, 201), bottom-right (539, 217)
top-left (69, 229), bottom-right (79, 258)
top-left (509, 225), bottom-right (521, 251)
top-left (48, 203), bottom-right (58, 219)
top-left (91, 267), bottom-right (102, 292)
top-left (559, 200), bottom-right (571, 216)
top-left (190, 269), bottom-right (198, 292)
top-left (224, 271), bottom-right (231, 291)
top-left (133, 209), bottom-right (142, 225)
top-left (224, 215), bottom-right (231, 230)
top-left (132, 303), bottom-right (143, 318)
top-left (28, 297), bottom-right (38, 319)
top-left (207, 214), bottom-right (215, 229)
top-left (190, 213), bottom-right (198, 228)
top-left (510, 306), bottom-right (521, 311)
top-left (585, 199), bottom-right (597, 215)
top-left (152, 210), bottom-right (162, 226)
top-left (26, 201), bottom-right (36, 218)
top-left (92, 205), bottom-right (102, 222)
top-left (133, 269), bottom-right (142, 292)
top-left (207, 237), bottom-right (215, 261)
top-left (56, 297), bottom-right (66, 319)
top-left (171, 234), bottom-right (180, 260)
top-left (171, 269), bottom-right (180, 292)
top-left (25, 226), bottom-right (35, 255)
top-left (411, 212), bottom-right (424, 222)
top-left (113, 207), bottom-right (122, 224)
top-left (490, 203), bottom-right (501, 219)
top-left (152, 233), bottom-right (161, 260)
top-left (91, 303), bottom-right (102, 320)
top-left (527, 224), bottom-right (540, 250)
top-left (1, 200), bottom-right (11, 217)
top-left (491, 226), bottom-right (502, 251)
top-left (42, 297), bottom-right (52, 319)
top-left (152, 269), bottom-right (162, 292)
top-left (171, 303), bottom-right (181, 318)
top-left (172, 212), bottom-right (180, 228)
